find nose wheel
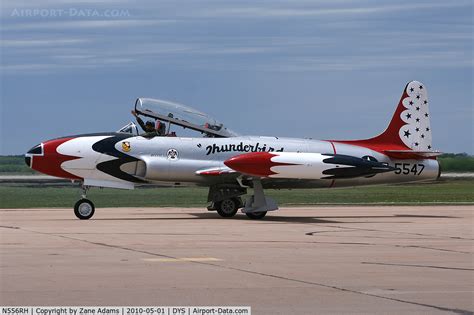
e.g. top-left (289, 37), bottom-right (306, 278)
top-left (73, 185), bottom-right (95, 220)
top-left (74, 199), bottom-right (95, 220)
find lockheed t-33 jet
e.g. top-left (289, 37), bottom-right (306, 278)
top-left (25, 81), bottom-right (441, 220)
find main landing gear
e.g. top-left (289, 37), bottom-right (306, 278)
top-left (216, 198), bottom-right (241, 218)
top-left (207, 185), bottom-right (245, 218)
top-left (241, 179), bottom-right (278, 220)
top-left (208, 179), bottom-right (278, 220)
top-left (73, 185), bottom-right (95, 220)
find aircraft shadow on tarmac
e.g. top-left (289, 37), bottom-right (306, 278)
top-left (86, 213), bottom-right (457, 224)
top-left (88, 214), bottom-right (339, 224)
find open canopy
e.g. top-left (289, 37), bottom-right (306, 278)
top-left (134, 98), bottom-right (238, 138)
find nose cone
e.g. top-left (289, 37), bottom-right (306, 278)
top-left (25, 137), bottom-right (81, 179)
top-left (25, 143), bottom-right (43, 168)
top-left (24, 155), bottom-right (32, 168)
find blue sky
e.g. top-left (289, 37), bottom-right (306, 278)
top-left (1, 0), bottom-right (472, 155)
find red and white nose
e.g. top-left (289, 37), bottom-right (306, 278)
top-left (25, 137), bottom-right (81, 179)
top-left (24, 143), bottom-right (42, 168)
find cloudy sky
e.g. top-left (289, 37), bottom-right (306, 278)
top-left (0, 0), bottom-right (472, 155)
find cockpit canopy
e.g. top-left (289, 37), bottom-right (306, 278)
top-left (117, 122), bottom-right (139, 136)
top-left (134, 98), bottom-right (238, 138)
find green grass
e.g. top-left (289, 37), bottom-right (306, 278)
top-left (438, 153), bottom-right (474, 172)
top-left (0, 186), bottom-right (208, 208)
top-left (0, 156), bottom-right (36, 174)
top-left (266, 179), bottom-right (474, 205)
top-left (0, 179), bottom-right (472, 208)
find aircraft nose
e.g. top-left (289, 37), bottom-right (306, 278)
top-left (25, 143), bottom-right (43, 168)
top-left (25, 138), bottom-right (81, 179)
top-left (24, 155), bottom-right (31, 168)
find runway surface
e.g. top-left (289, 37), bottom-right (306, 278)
top-left (1, 206), bottom-right (473, 314)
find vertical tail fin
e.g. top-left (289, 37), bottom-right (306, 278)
top-left (397, 81), bottom-right (433, 151)
top-left (335, 80), bottom-right (435, 153)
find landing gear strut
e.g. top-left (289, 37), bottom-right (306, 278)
top-left (74, 185), bottom-right (95, 220)
top-left (242, 179), bottom-right (278, 220)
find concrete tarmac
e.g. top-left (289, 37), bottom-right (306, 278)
top-left (0, 206), bottom-right (473, 314)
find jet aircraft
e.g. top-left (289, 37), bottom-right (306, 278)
top-left (25, 81), bottom-right (440, 219)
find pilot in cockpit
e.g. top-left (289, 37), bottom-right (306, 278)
top-left (131, 110), bottom-right (166, 137)
top-left (155, 120), bottom-right (167, 135)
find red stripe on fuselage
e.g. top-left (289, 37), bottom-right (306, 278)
top-left (32, 137), bottom-right (82, 180)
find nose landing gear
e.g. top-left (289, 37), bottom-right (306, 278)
top-left (74, 185), bottom-right (95, 220)
top-left (74, 199), bottom-right (95, 220)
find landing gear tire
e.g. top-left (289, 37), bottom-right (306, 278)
top-left (74, 199), bottom-right (95, 220)
top-left (216, 198), bottom-right (239, 218)
top-left (246, 211), bottom-right (267, 220)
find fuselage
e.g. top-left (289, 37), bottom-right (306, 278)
top-left (26, 133), bottom-right (440, 190)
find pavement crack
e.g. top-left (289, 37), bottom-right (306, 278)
top-left (320, 225), bottom-right (474, 241)
top-left (306, 241), bottom-right (471, 255)
top-left (0, 225), bottom-right (20, 229)
top-left (306, 230), bottom-right (353, 235)
top-left (362, 262), bottom-right (474, 271)
top-left (306, 230), bottom-right (457, 240)
top-left (399, 245), bottom-right (470, 254)
top-left (31, 229), bottom-right (178, 260)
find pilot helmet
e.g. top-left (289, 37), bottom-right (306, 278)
top-left (145, 121), bottom-right (154, 130)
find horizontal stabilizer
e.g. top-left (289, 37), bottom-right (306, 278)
top-left (321, 154), bottom-right (396, 179)
top-left (383, 150), bottom-right (442, 160)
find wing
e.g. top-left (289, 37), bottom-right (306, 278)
top-left (196, 166), bottom-right (237, 176)
top-left (383, 150), bottom-right (442, 159)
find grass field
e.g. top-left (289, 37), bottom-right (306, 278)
top-left (1, 179), bottom-right (472, 208)
top-left (0, 156), bottom-right (36, 174)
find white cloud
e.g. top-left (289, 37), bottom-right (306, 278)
top-left (1, 56), bottom-right (136, 73)
top-left (3, 19), bottom-right (175, 31)
top-left (0, 63), bottom-right (60, 71)
top-left (257, 51), bottom-right (474, 72)
top-left (196, 2), bottom-right (472, 18)
top-left (1, 38), bottom-right (89, 47)
top-left (1, 0), bottom-right (129, 9)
